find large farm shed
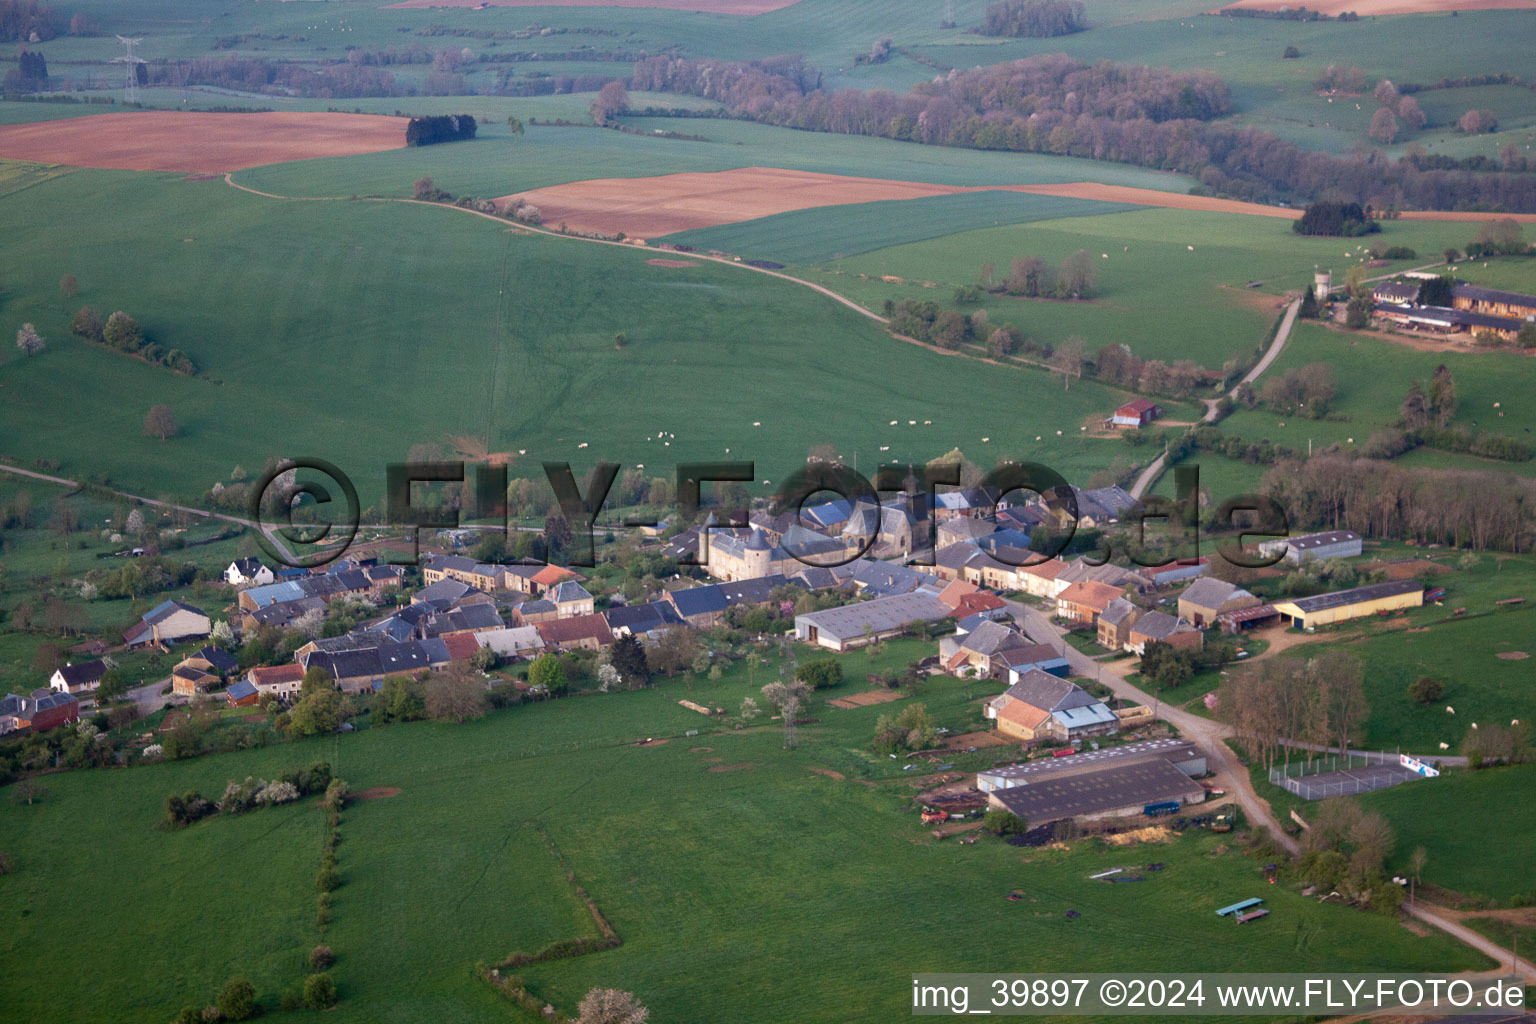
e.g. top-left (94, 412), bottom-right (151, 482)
top-left (1271, 579), bottom-right (1423, 630)
top-left (984, 742), bottom-right (1208, 826)
top-left (977, 739), bottom-right (1206, 794)
top-left (794, 593), bottom-right (950, 651)
top-left (1258, 530), bottom-right (1363, 566)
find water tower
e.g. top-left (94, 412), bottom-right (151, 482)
top-left (1313, 269), bottom-right (1332, 302)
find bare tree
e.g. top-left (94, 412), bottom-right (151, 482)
top-left (59, 273), bottom-right (78, 300)
top-left (1058, 248), bottom-right (1097, 297)
top-left (1311, 650), bottom-right (1368, 755)
top-left (1348, 810), bottom-right (1395, 874)
top-left (1052, 336), bottom-right (1084, 391)
top-left (12, 779), bottom-right (50, 806)
top-left (1407, 845), bottom-right (1428, 901)
top-left (425, 662), bottom-right (489, 724)
top-left (144, 404), bottom-right (178, 441)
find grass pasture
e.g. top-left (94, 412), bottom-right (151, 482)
top-left (1215, 321), bottom-right (1536, 461)
top-left (801, 208), bottom-right (1468, 368)
top-left (0, 166), bottom-right (1153, 507)
top-left (655, 190), bottom-right (1137, 264)
top-left (1360, 764), bottom-right (1536, 907)
top-left (0, 643), bottom-right (1491, 1023)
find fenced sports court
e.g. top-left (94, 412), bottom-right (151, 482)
top-left (1269, 752), bottom-right (1424, 800)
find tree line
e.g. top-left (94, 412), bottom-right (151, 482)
top-left (1263, 455), bottom-right (1536, 552)
top-left (629, 53), bottom-right (1536, 211)
top-left (978, 0), bottom-right (1087, 38)
top-left (405, 113), bottom-right (477, 147)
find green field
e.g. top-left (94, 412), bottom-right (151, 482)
top-left (1216, 321), bottom-right (1536, 462)
top-left (0, 640), bottom-right (1491, 1023)
top-left (233, 114), bottom-right (1201, 203)
top-left (794, 209), bottom-right (1463, 369)
top-left (0, 167), bottom-right (1158, 508)
top-left (1361, 764), bottom-right (1536, 906)
top-left (656, 190), bottom-right (1136, 265)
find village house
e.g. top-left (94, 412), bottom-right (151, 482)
top-left (420, 602), bottom-right (505, 638)
top-left (513, 599), bottom-right (560, 626)
top-left (474, 626), bottom-right (546, 661)
top-left (1096, 598), bottom-right (1143, 651)
top-left (0, 690), bottom-right (80, 733)
top-left (181, 645), bottom-right (239, 679)
top-left (937, 619), bottom-right (1034, 679)
top-left (224, 557), bottom-right (274, 588)
top-left (549, 580), bottom-right (595, 618)
top-left (236, 571), bottom-right (373, 614)
top-left (1177, 577), bottom-right (1261, 628)
top-left (247, 663), bottom-right (305, 700)
top-left (124, 600), bottom-right (212, 648)
top-left (534, 612), bottom-right (613, 653)
top-left (420, 554), bottom-right (504, 593)
top-left (702, 525), bottom-right (845, 582)
top-left (602, 601), bottom-right (684, 638)
top-left (528, 565), bottom-right (578, 596)
top-left (986, 669), bottom-right (1118, 744)
top-left (1015, 557), bottom-right (1070, 599)
top-left (49, 659), bottom-right (106, 695)
top-left (999, 643), bottom-right (1072, 682)
top-left (1126, 611), bottom-right (1203, 655)
top-left (1056, 580), bottom-right (1125, 627)
top-left (171, 663), bottom-right (219, 697)
top-left (413, 577), bottom-right (483, 609)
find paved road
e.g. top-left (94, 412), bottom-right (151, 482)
top-left (1128, 297), bottom-right (1300, 500)
top-left (123, 677), bottom-right (180, 716)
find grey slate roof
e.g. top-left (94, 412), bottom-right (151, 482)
top-left (1181, 577), bottom-right (1252, 610)
top-left (1002, 668), bottom-right (1099, 714)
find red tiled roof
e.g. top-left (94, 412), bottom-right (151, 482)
top-left (1116, 398), bottom-right (1159, 416)
top-left (250, 664), bottom-right (304, 684)
top-left (998, 700), bottom-right (1051, 730)
top-left (535, 612), bottom-right (611, 645)
top-left (1058, 580), bottom-right (1125, 612)
top-left (531, 565), bottom-right (576, 586)
top-left (442, 633), bottom-right (481, 662)
top-left (955, 592), bottom-right (1005, 617)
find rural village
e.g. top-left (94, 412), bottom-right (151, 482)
top-left (1, 0), bottom-right (1535, 1019)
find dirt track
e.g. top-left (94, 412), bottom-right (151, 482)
top-left (386, 0), bottom-right (796, 10)
top-left (0, 111), bottom-right (403, 173)
top-left (1214, 0), bottom-right (1532, 14)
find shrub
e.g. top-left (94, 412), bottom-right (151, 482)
top-left (316, 866), bottom-right (339, 892)
top-left (301, 973), bottom-right (337, 1010)
top-left (310, 945), bottom-right (335, 970)
top-left (795, 657), bottom-right (843, 690)
top-left (983, 808), bottom-right (1027, 836)
top-left (216, 978), bottom-right (256, 1022)
top-left (1408, 676), bottom-right (1444, 704)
